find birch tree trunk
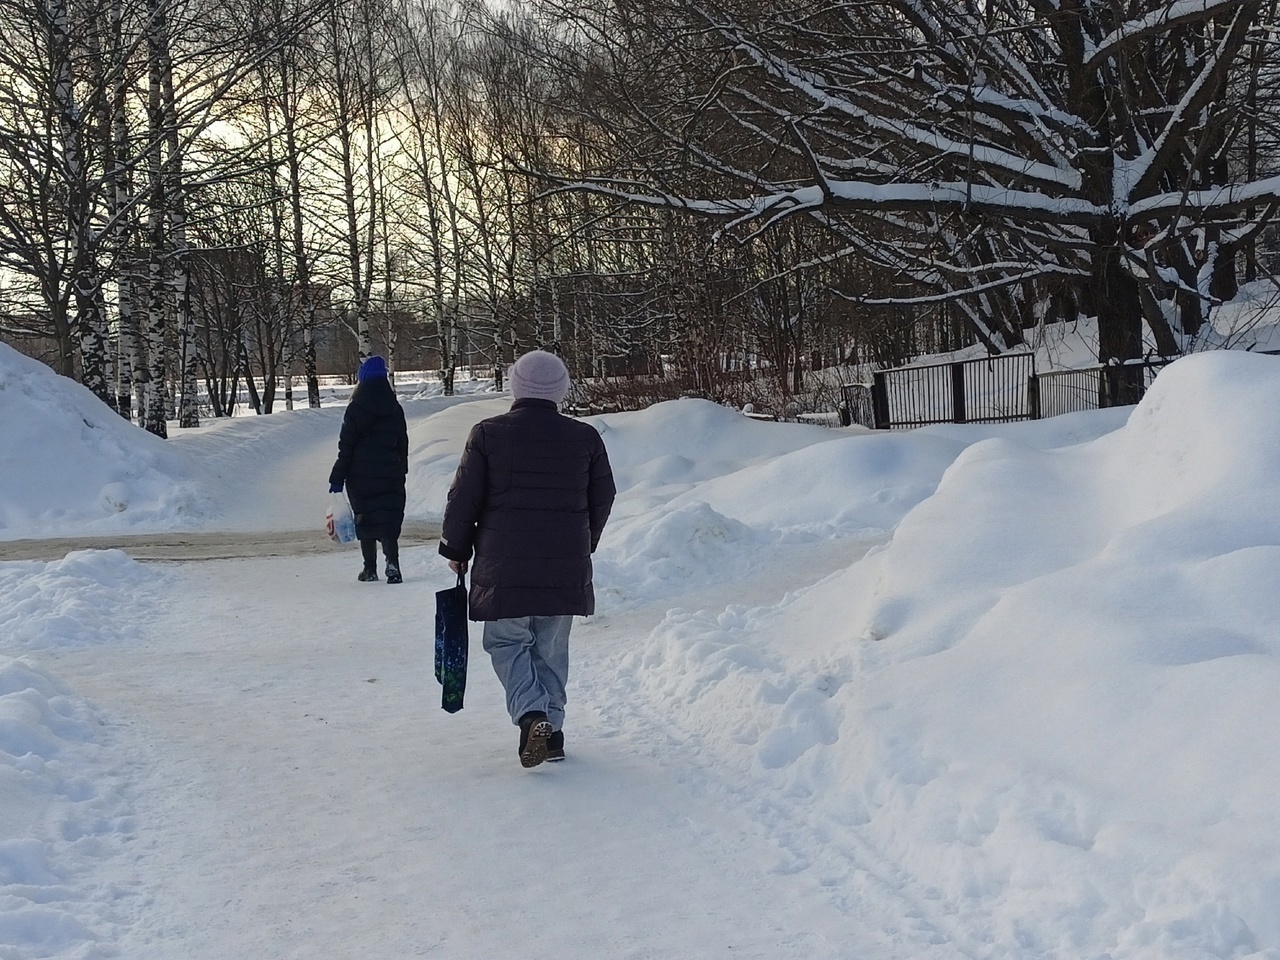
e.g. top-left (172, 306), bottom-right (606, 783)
top-left (44, 0), bottom-right (114, 407)
top-left (101, 0), bottom-right (134, 419)
top-left (377, 155), bottom-right (398, 379)
top-left (73, 0), bottom-right (136, 416)
top-left (141, 0), bottom-right (171, 438)
top-left (81, 7), bottom-right (120, 411)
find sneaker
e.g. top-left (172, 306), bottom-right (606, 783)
top-left (546, 730), bottom-right (565, 762)
top-left (517, 711), bottom-right (553, 768)
top-left (357, 568), bottom-right (378, 582)
top-left (385, 564), bottom-right (402, 585)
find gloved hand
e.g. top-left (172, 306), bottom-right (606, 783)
top-left (329, 482), bottom-right (343, 494)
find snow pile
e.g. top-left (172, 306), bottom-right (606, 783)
top-left (403, 397), bottom-right (512, 522)
top-left (594, 400), bottom-right (1128, 603)
top-left (0, 658), bottom-right (136, 957)
top-left (0, 344), bottom-right (207, 539)
top-left (0, 548), bottom-right (158, 956)
top-left (404, 396), bottom-right (838, 527)
top-left (1196, 280), bottom-right (1280, 353)
top-left (613, 351), bottom-right (1280, 957)
top-left (0, 550), bottom-right (161, 650)
top-left (161, 390), bottom-right (491, 533)
top-left (582, 400), bottom-right (837, 596)
top-left (590, 398), bottom-right (835, 500)
top-left (400, 373), bottom-right (495, 404)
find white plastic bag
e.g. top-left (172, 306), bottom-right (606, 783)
top-left (325, 492), bottom-right (357, 544)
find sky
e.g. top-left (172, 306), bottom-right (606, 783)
top-left (2, 335), bottom-right (1280, 959)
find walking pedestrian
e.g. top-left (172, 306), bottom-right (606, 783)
top-left (439, 349), bottom-right (615, 767)
top-left (329, 355), bottom-right (409, 584)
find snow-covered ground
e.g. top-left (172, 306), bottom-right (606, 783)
top-left (3, 339), bottom-right (1280, 959)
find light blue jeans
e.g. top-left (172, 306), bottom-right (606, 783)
top-left (482, 616), bottom-right (573, 730)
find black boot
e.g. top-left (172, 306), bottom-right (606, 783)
top-left (517, 711), bottom-right (552, 768)
top-left (359, 539), bottom-right (379, 582)
top-left (547, 730), bottom-right (565, 762)
top-left (382, 538), bottom-right (402, 583)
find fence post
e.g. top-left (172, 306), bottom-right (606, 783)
top-left (1099, 365), bottom-right (1116, 408)
top-left (1027, 375), bottom-right (1041, 419)
top-left (951, 361), bottom-right (967, 423)
top-left (871, 372), bottom-right (890, 429)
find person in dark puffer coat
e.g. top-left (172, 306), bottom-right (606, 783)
top-left (440, 349), bottom-right (615, 768)
top-left (329, 355), bottom-right (409, 584)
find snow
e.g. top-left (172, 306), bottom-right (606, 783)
top-left (1129, 174), bottom-right (1280, 220)
top-left (3, 340), bottom-right (1280, 958)
top-left (0, 345), bottom-right (207, 539)
top-left (636, 180), bottom-right (1104, 221)
top-left (1196, 280), bottom-right (1280, 353)
top-left (1087, 0), bottom-right (1247, 69)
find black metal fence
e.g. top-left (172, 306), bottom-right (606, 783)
top-left (845, 353), bottom-right (1037, 429)
top-left (842, 349), bottom-right (1277, 430)
top-left (839, 383), bottom-right (876, 428)
top-left (1031, 360), bottom-right (1170, 418)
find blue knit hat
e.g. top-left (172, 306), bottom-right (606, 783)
top-left (357, 355), bottom-right (388, 382)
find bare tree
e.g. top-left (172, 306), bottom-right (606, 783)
top-left (387, 0), bottom-right (466, 392)
top-left (313, 0), bottom-right (398, 365)
top-left (256, 0), bottom-right (327, 407)
top-left (527, 0), bottom-right (1280, 383)
top-left (0, 0), bottom-right (321, 432)
top-left (0, 0), bottom-right (126, 399)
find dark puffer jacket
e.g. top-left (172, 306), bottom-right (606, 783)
top-left (329, 377), bottom-right (409, 541)
top-left (439, 398), bottom-right (615, 621)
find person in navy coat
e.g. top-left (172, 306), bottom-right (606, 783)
top-left (329, 355), bottom-right (409, 583)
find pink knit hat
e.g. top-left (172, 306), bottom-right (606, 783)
top-left (509, 350), bottom-right (570, 404)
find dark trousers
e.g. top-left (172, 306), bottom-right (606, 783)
top-left (360, 538), bottom-right (399, 571)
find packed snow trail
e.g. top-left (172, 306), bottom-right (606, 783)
top-left (35, 542), bottom-right (933, 959)
top-left (0, 523), bottom-right (441, 562)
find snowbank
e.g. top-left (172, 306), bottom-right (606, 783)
top-left (0, 345), bottom-right (207, 539)
top-left (0, 550), bottom-right (161, 650)
top-left (1199, 279), bottom-right (1280, 353)
top-left (0, 548), bottom-right (161, 955)
top-left (594, 399), bottom-right (1130, 604)
top-left (0, 657), bottom-right (139, 958)
top-left (403, 397), bottom-right (512, 522)
top-left (614, 351), bottom-right (1280, 957)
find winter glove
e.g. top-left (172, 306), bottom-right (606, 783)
top-left (329, 482), bottom-right (343, 493)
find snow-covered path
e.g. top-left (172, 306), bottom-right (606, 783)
top-left (39, 542), bottom-right (911, 959)
top-left (11, 345), bottom-right (1280, 959)
top-left (0, 524), bottom-right (442, 562)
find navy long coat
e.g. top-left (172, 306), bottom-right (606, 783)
top-left (329, 377), bottom-right (409, 541)
top-left (439, 398), bottom-right (615, 621)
